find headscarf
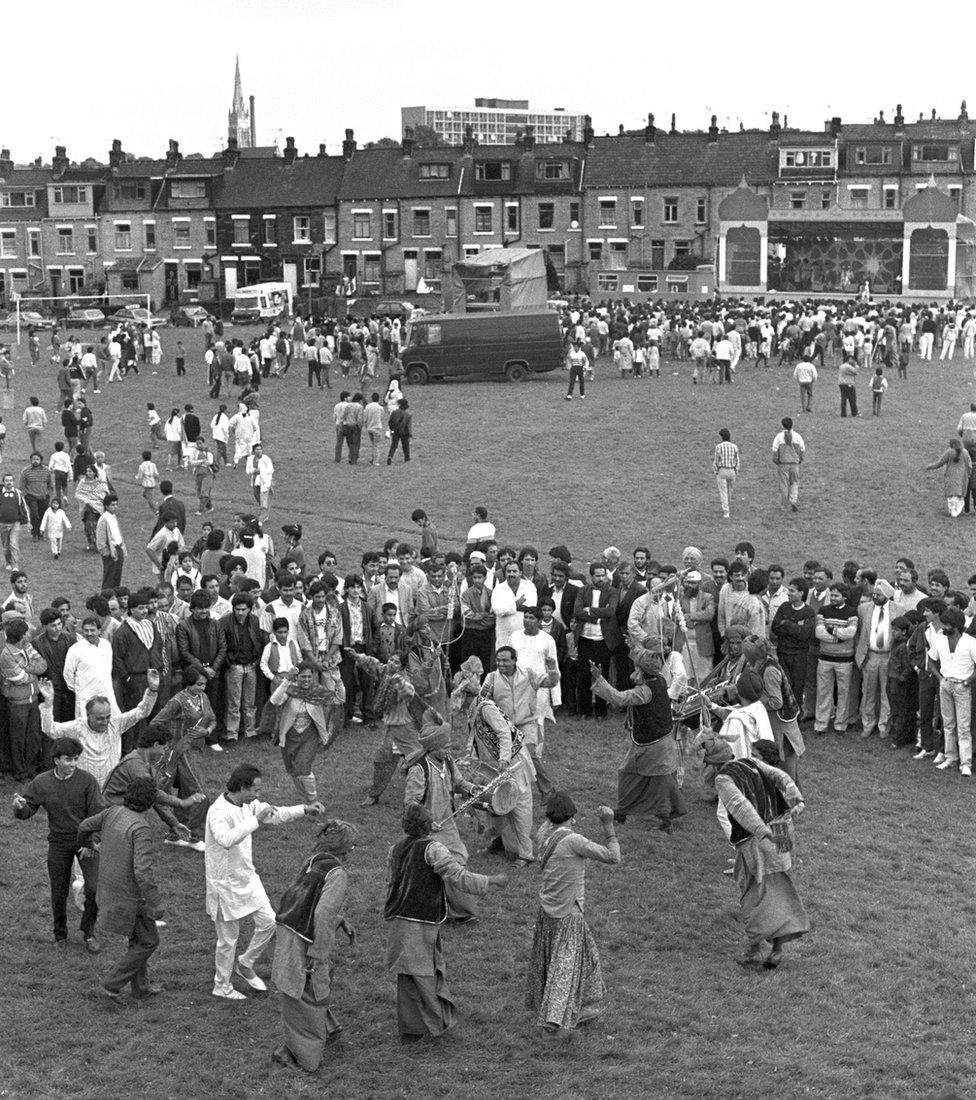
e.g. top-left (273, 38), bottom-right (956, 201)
top-left (682, 546), bottom-right (704, 568)
top-left (402, 802), bottom-right (433, 837)
top-left (316, 818), bottom-right (358, 855)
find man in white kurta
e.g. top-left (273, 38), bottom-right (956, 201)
top-left (490, 562), bottom-right (537, 648)
top-left (205, 766), bottom-right (321, 999)
top-left (63, 623), bottom-right (119, 718)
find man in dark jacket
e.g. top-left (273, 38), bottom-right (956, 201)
top-left (152, 482), bottom-right (187, 535)
top-left (571, 563), bottom-right (620, 719)
top-left (220, 595), bottom-right (266, 740)
top-left (176, 591), bottom-right (227, 741)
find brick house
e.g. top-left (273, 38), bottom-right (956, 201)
top-left (0, 150), bottom-right (50, 309)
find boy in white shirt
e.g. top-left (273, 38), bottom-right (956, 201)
top-left (137, 449), bottom-right (160, 512)
top-left (40, 498), bottom-right (71, 558)
top-left (48, 441), bottom-right (72, 503)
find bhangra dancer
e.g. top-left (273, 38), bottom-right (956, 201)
top-left (351, 651), bottom-right (422, 807)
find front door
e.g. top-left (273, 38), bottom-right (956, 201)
top-left (164, 262), bottom-right (179, 304)
top-left (224, 264), bottom-right (238, 300)
top-left (282, 261), bottom-right (298, 298)
top-left (50, 271), bottom-right (62, 297)
top-left (403, 249), bottom-right (418, 292)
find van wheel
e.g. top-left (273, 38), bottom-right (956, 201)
top-left (405, 365), bottom-right (429, 386)
top-left (505, 362), bottom-right (527, 382)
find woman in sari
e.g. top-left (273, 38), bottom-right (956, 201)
top-left (526, 791), bottom-right (620, 1032)
top-left (925, 437), bottom-right (972, 517)
top-left (73, 464), bottom-right (108, 552)
top-left (715, 739), bottom-right (810, 969)
top-left (741, 633), bottom-right (805, 784)
top-left (271, 820), bottom-right (358, 1072)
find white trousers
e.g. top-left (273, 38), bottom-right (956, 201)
top-left (213, 901), bottom-right (276, 993)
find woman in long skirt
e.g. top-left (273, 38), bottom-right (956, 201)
top-left (526, 792), bottom-right (621, 1033)
top-left (271, 820), bottom-right (358, 1072)
top-left (715, 739), bottom-right (810, 970)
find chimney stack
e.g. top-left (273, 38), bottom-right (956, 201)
top-left (402, 127), bottom-right (414, 158)
top-left (52, 145), bottom-right (69, 175)
top-left (894, 104), bottom-right (904, 132)
top-left (0, 149), bottom-right (12, 177)
top-left (670, 113), bottom-right (677, 134)
top-left (223, 137), bottom-right (240, 167)
top-left (708, 114), bottom-right (719, 143)
top-left (283, 136), bottom-right (297, 165)
top-left (769, 111), bottom-right (781, 139)
top-left (249, 95), bottom-right (256, 146)
top-left (878, 109), bottom-right (885, 125)
top-left (583, 114), bottom-right (594, 148)
top-left (644, 113), bottom-right (656, 144)
top-left (462, 123), bottom-right (476, 154)
top-left (932, 108), bottom-right (937, 120)
top-left (514, 127), bottom-right (524, 150)
top-left (109, 139), bottom-right (124, 169)
top-left (523, 124), bottom-right (535, 150)
top-left (165, 139), bottom-right (181, 169)
top-left (342, 128), bottom-right (356, 161)
top-left (318, 142), bottom-right (327, 157)
top-left (961, 100), bottom-right (969, 122)
top-left (829, 116), bottom-right (842, 138)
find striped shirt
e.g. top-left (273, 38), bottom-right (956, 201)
top-left (713, 441), bottom-right (740, 473)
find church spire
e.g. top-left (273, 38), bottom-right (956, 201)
top-left (232, 54), bottom-right (244, 109)
top-left (227, 55), bottom-right (252, 149)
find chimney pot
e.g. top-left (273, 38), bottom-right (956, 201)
top-left (342, 129), bottom-right (356, 160)
top-left (708, 114), bottom-right (719, 142)
top-left (878, 110), bottom-right (885, 124)
top-left (319, 143), bottom-right (327, 156)
top-left (645, 113), bottom-right (656, 143)
top-left (769, 111), bottom-right (781, 139)
top-left (670, 112), bottom-right (677, 134)
top-left (932, 108), bottom-right (937, 120)
top-left (961, 99), bottom-right (969, 121)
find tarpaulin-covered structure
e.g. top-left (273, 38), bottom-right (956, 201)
top-left (443, 247), bottom-right (548, 313)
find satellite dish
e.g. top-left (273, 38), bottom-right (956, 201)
top-left (570, 220), bottom-right (579, 229)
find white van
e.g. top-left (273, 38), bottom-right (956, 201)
top-left (231, 282), bottom-right (293, 324)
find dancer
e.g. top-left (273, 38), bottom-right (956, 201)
top-left (350, 650), bottom-right (421, 807)
top-left (526, 792), bottom-right (620, 1032)
top-left (269, 662), bottom-right (341, 804)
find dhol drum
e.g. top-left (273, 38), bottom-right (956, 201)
top-left (458, 757), bottom-right (520, 817)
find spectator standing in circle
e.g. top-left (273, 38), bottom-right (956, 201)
top-left (565, 341), bottom-right (588, 401)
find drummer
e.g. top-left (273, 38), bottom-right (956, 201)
top-left (403, 707), bottom-right (480, 922)
top-left (480, 645), bottom-right (559, 802)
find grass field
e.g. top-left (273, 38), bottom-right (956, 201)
top-left (2, 325), bottom-right (975, 1100)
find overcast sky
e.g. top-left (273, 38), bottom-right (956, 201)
top-left (6, 0), bottom-right (975, 163)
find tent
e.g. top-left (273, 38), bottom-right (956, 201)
top-left (444, 247), bottom-right (548, 313)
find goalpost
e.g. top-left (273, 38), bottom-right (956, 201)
top-left (7, 291), bottom-right (151, 345)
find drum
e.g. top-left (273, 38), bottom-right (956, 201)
top-left (489, 777), bottom-right (519, 816)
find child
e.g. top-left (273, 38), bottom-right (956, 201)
top-left (410, 508), bottom-right (438, 561)
top-left (169, 549), bottom-right (201, 589)
top-left (898, 342), bottom-right (910, 380)
top-left (49, 441), bottom-right (72, 502)
top-left (175, 340), bottom-right (186, 377)
top-left (137, 449), bottom-right (160, 512)
top-left (870, 366), bottom-right (888, 416)
top-left (886, 615), bottom-right (918, 748)
top-left (40, 497), bottom-right (71, 558)
top-left (647, 342), bottom-right (661, 378)
top-left (146, 403), bottom-right (162, 449)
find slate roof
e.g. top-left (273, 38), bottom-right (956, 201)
top-left (584, 132), bottom-right (779, 188)
top-left (214, 155), bottom-right (345, 209)
top-left (337, 146), bottom-right (468, 200)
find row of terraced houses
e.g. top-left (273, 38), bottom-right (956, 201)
top-left (3, 104), bottom-right (976, 312)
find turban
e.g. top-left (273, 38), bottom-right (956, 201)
top-left (632, 648), bottom-right (662, 674)
top-left (420, 720), bottom-right (452, 752)
top-left (403, 802), bottom-right (433, 837)
top-left (874, 579), bottom-right (896, 600)
top-left (684, 570), bottom-right (702, 583)
top-left (725, 624), bottom-right (749, 643)
top-left (735, 669), bottom-right (764, 704)
top-left (682, 546), bottom-right (704, 566)
top-left (315, 819), bottom-right (358, 855)
top-left (458, 655), bottom-right (484, 679)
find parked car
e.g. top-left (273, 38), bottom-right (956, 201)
top-left (371, 299), bottom-right (416, 320)
top-left (400, 310), bottom-right (564, 384)
top-left (0, 309), bottom-right (56, 331)
top-left (108, 306), bottom-right (168, 329)
top-left (66, 308), bottom-right (106, 328)
top-left (170, 305), bottom-right (210, 327)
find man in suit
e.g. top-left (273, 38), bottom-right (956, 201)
top-left (152, 482), bottom-right (187, 536)
top-left (854, 578), bottom-right (894, 739)
top-left (111, 588), bottom-right (164, 752)
top-left (612, 560), bottom-right (647, 690)
top-left (571, 563), bottom-right (620, 719)
top-left (540, 560), bottom-right (582, 713)
top-left (366, 562), bottom-right (414, 631)
top-left (175, 592), bottom-right (227, 745)
top-left (340, 575), bottom-right (373, 725)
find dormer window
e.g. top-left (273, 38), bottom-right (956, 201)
top-left (854, 146), bottom-right (892, 165)
top-left (418, 163), bottom-right (450, 179)
top-left (112, 182), bottom-right (147, 200)
top-left (475, 161), bottom-right (511, 181)
top-left (536, 160), bottom-right (569, 180)
top-left (783, 150), bottom-right (832, 168)
top-left (53, 186), bottom-right (87, 203)
top-left (0, 191), bottom-right (35, 208)
top-left (913, 143), bottom-right (958, 162)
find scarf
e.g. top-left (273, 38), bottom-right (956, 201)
top-left (719, 758), bottom-right (789, 847)
top-left (275, 852), bottom-right (342, 942)
top-left (283, 681), bottom-right (334, 707)
top-left (538, 825), bottom-right (573, 873)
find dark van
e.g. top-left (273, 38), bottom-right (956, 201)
top-left (400, 310), bottom-right (564, 383)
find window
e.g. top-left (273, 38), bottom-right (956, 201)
top-left (423, 249), bottom-right (442, 280)
top-left (114, 222), bottom-right (132, 250)
top-left (667, 276), bottom-right (688, 293)
top-left (0, 191), bottom-right (35, 208)
top-left (415, 323), bottom-right (442, 346)
top-left (597, 273), bottom-right (618, 291)
top-left (185, 263), bottom-right (202, 289)
top-left (363, 254), bottom-right (381, 284)
top-left (848, 187), bottom-right (869, 210)
top-left (53, 186), bottom-right (87, 204)
top-left (144, 222), bottom-right (156, 250)
top-left (474, 205), bottom-right (493, 234)
top-left (120, 272), bottom-right (139, 291)
top-left (293, 216), bottom-right (311, 242)
top-left (631, 199), bottom-right (644, 228)
top-left (57, 227), bottom-right (73, 253)
top-left (587, 241), bottom-right (602, 262)
top-left (914, 144), bottom-right (957, 162)
top-left (263, 217), bottom-right (276, 245)
top-left (413, 209), bottom-right (431, 237)
top-left (949, 185), bottom-right (962, 209)
top-left (352, 212), bottom-right (371, 240)
top-left (790, 191), bottom-right (805, 210)
top-left (599, 200), bottom-right (616, 227)
top-left (112, 182), bottom-right (147, 201)
top-left (538, 202), bottom-right (555, 230)
top-left (663, 196), bottom-right (679, 223)
top-left (854, 146), bottom-right (892, 165)
top-left (696, 198), bottom-right (707, 224)
top-left (0, 230), bottom-right (15, 258)
top-left (384, 211), bottom-right (397, 239)
top-left (506, 204), bottom-right (518, 233)
top-left (445, 207), bottom-right (457, 237)
top-left (173, 223), bottom-right (190, 248)
top-left (86, 227), bottom-right (97, 253)
top-left (536, 160), bottom-right (569, 180)
top-left (608, 242), bottom-right (627, 270)
top-left (821, 190), bottom-right (833, 210)
top-left (28, 229), bottom-right (40, 257)
top-left (674, 240), bottom-right (691, 258)
top-left (884, 187), bottom-right (898, 210)
top-left (783, 150), bottom-right (832, 167)
top-left (67, 268), bottom-right (85, 294)
top-left (233, 218), bottom-right (249, 245)
top-left (650, 240), bottom-right (665, 269)
top-left (474, 161), bottom-right (511, 181)
top-left (637, 274), bottom-right (658, 293)
top-left (170, 180), bottom-right (206, 199)
top-left (569, 200), bottom-right (580, 227)
top-left (418, 163), bottom-right (450, 179)
top-left (323, 210), bottom-right (336, 244)
top-left (302, 256), bottom-right (321, 286)
top-left (547, 244), bottom-right (565, 272)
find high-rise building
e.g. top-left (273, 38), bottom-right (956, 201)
top-left (402, 99), bottom-right (585, 146)
top-left (227, 55), bottom-right (255, 149)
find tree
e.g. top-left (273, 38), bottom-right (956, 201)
top-left (365, 137), bottom-right (401, 149)
top-left (413, 124), bottom-right (446, 148)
